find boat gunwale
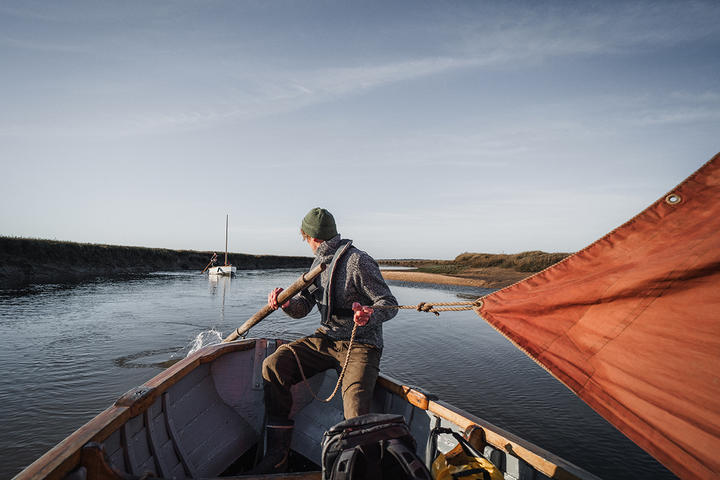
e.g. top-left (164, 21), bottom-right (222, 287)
top-left (376, 375), bottom-right (601, 480)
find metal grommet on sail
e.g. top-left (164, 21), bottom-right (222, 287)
top-left (665, 193), bottom-right (682, 205)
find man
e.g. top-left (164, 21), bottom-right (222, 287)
top-left (254, 207), bottom-right (398, 473)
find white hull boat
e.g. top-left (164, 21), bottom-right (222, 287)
top-left (204, 215), bottom-right (237, 277)
top-left (207, 265), bottom-right (237, 276)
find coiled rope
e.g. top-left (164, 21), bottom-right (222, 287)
top-left (282, 298), bottom-right (483, 402)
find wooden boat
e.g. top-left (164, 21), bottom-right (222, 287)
top-left (15, 337), bottom-right (601, 480)
top-left (16, 152), bottom-right (720, 480)
top-left (206, 215), bottom-right (237, 277)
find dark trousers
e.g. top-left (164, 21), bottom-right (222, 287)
top-left (262, 332), bottom-right (381, 420)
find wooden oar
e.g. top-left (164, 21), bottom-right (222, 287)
top-left (222, 263), bottom-right (326, 343)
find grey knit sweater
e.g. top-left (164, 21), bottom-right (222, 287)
top-left (282, 235), bottom-right (398, 350)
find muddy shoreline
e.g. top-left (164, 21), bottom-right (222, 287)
top-left (380, 268), bottom-right (530, 289)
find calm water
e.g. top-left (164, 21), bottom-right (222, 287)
top-left (0, 270), bottom-right (676, 479)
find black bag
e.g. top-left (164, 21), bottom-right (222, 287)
top-left (321, 413), bottom-right (432, 480)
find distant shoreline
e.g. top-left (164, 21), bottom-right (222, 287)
top-left (381, 268), bottom-right (530, 289)
top-left (1, 236), bottom-right (568, 290)
top-left (378, 251), bottom-right (570, 289)
top-left (0, 237), bottom-right (312, 288)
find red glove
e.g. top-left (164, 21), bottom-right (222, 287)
top-left (268, 287), bottom-right (289, 310)
top-left (352, 302), bottom-right (374, 326)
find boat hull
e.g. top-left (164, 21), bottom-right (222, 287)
top-left (15, 338), bottom-right (600, 480)
top-left (207, 265), bottom-right (237, 276)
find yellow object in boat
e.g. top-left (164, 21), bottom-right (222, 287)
top-left (431, 442), bottom-right (504, 480)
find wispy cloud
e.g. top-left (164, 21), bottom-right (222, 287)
top-left (632, 108), bottom-right (720, 126)
top-left (109, 2), bottom-right (720, 134)
top-left (2, 0), bottom-right (719, 139)
top-left (0, 35), bottom-right (91, 53)
top-left (631, 91), bottom-right (720, 126)
top-left (1, 56), bottom-right (481, 138)
top-left (578, 90), bottom-right (720, 128)
top-left (455, 1), bottom-right (720, 60)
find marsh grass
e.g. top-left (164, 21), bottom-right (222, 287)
top-left (415, 264), bottom-right (464, 275)
top-left (381, 250), bottom-right (570, 278)
top-left (0, 236), bottom-right (313, 287)
top-left (454, 251), bottom-right (570, 273)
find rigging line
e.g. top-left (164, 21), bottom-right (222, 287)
top-left (373, 299), bottom-right (484, 316)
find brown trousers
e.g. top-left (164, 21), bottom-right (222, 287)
top-left (262, 332), bottom-right (381, 420)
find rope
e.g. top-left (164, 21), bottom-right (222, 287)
top-left (374, 299), bottom-right (484, 316)
top-left (277, 298), bottom-right (483, 402)
top-left (283, 322), bottom-right (359, 403)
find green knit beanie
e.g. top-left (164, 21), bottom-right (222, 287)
top-left (301, 207), bottom-right (337, 241)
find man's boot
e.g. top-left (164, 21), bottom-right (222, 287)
top-left (247, 421), bottom-right (294, 474)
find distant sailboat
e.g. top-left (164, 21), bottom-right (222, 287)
top-left (205, 215), bottom-right (237, 276)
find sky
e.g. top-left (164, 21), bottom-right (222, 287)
top-left (1, 1), bottom-right (719, 259)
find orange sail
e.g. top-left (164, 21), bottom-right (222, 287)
top-left (477, 153), bottom-right (720, 480)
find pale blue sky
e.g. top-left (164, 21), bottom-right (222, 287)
top-left (1, 1), bottom-right (719, 259)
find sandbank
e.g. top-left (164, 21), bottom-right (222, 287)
top-left (381, 267), bottom-right (530, 289)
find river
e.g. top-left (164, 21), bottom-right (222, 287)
top-left (0, 270), bottom-right (675, 479)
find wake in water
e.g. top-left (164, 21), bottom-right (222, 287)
top-left (114, 347), bottom-right (183, 369)
top-left (186, 328), bottom-right (223, 357)
top-left (113, 329), bottom-right (226, 369)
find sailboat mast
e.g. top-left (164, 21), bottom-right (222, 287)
top-left (225, 214), bottom-right (228, 266)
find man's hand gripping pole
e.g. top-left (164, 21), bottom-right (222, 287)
top-left (222, 263), bottom-right (327, 343)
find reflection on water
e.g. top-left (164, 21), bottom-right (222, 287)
top-left (0, 270), bottom-right (675, 479)
top-left (208, 274), bottom-right (231, 327)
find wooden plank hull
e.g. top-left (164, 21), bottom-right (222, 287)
top-left (15, 338), bottom-right (600, 480)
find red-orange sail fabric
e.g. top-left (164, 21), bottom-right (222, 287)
top-left (477, 153), bottom-right (720, 480)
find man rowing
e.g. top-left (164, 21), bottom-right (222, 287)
top-left (253, 207), bottom-right (398, 473)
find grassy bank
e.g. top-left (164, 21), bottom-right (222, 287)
top-left (379, 251), bottom-right (571, 288)
top-left (0, 237), bottom-right (312, 288)
top-left (0, 236), bottom-right (571, 290)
